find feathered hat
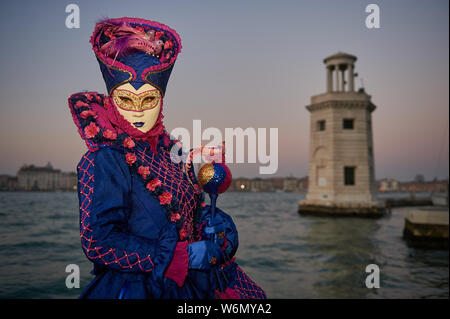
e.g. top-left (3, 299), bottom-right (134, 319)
top-left (90, 17), bottom-right (182, 96)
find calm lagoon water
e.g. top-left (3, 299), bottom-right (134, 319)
top-left (0, 191), bottom-right (448, 299)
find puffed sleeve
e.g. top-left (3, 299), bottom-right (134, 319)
top-left (77, 147), bottom-right (178, 274)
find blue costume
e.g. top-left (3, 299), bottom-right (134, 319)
top-left (68, 17), bottom-right (266, 299)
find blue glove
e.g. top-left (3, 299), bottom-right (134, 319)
top-left (198, 205), bottom-right (239, 259)
top-left (187, 240), bottom-right (224, 270)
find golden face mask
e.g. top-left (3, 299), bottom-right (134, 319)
top-left (112, 89), bottom-right (161, 112)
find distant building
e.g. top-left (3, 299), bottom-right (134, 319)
top-left (231, 177), bottom-right (274, 192)
top-left (268, 177), bottom-right (285, 190)
top-left (298, 176), bottom-right (309, 192)
top-left (283, 177), bottom-right (298, 192)
top-left (229, 176), bottom-right (309, 192)
top-left (16, 162), bottom-right (76, 191)
top-left (299, 52), bottom-right (383, 216)
top-left (398, 180), bottom-right (448, 193)
top-left (379, 178), bottom-right (399, 192)
top-left (0, 175), bottom-right (18, 191)
top-left (230, 177), bottom-right (250, 191)
top-left (250, 178), bottom-right (274, 192)
top-left (60, 172), bottom-right (78, 190)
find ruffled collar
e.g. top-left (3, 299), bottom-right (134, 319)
top-left (68, 91), bottom-right (173, 153)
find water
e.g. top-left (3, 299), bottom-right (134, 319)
top-left (0, 191), bottom-right (447, 299)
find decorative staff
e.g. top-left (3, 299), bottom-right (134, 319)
top-left (197, 150), bottom-right (232, 291)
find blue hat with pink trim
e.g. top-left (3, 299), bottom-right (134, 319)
top-left (90, 17), bottom-right (182, 96)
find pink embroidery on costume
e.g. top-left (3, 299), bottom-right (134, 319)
top-left (196, 222), bottom-right (206, 241)
top-left (179, 228), bottom-right (187, 240)
top-left (84, 122), bottom-right (100, 139)
top-left (125, 152), bottom-right (137, 165)
top-left (138, 165), bottom-right (150, 179)
top-left (80, 110), bottom-right (97, 119)
top-left (158, 191), bottom-right (172, 205)
top-left (164, 40), bottom-right (173, 50)
top-left (232, 266), bottom-right (267, 299)
top-left (123, 137), bottom-right (136, 149)
top-left (171, 212), bottom-right (181, 222)
top-left (221, 237), bottom-right (229, 251)
top-left (103, 129), bottom-right (117, 140)
top-left (75, 100), bottom-right (90, 108)
top-left (146, 178), bottom-right (161, 191)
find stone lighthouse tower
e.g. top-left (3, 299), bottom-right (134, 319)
top-left (299, 52), bottom-right (384, 216)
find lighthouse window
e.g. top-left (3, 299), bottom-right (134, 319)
top-left (344, 166), bottom-right (356, 185)
top-left (343, 118), bottom-right (354, 129)
top-left (317, 120), bottom-right (326, 131)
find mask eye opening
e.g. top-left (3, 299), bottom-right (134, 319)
top-left (143, 96), bottom-right (155, 103)
top-left (119, 96), bottom-right (133, 103)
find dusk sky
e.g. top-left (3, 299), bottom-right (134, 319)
top-left (0, 0), bottom-right (448, 181)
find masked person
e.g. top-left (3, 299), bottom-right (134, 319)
top-left (68, 17), bottom-right (266, 299)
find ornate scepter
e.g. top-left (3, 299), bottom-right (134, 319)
top-left (197, 146), bottom-right (232, 292)
top-left (197, 161), bottom-right (232, 221)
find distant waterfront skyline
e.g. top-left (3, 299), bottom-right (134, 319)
top-left (0, 0), bottom-right (448, 181)
top-left (1, 161), bottom-right (447, 184)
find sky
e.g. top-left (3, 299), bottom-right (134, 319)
top-left (0, 0), bottom-right (448, 181)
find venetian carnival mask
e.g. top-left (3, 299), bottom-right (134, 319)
top-left (112, 83), bottom-right (161, 133)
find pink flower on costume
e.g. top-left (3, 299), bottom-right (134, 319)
top-left (138, 166), bottom-right (150, 179)
top-left (171, 212), bottom-right (181, 222)
top-left (80, 110), bottom-right (97, 119)
top-left (125, 152), bottom-right (137, 165)
top-left (179, 228), bottom-right (187, 240)
top-left (103, 129), bottom-right (117, 140)
top-left (84, 122), bottom-right (100, 139)
top-left (146, 178), bottom-right (162, 191)
top-left (164, 40), bottom-right (173, 50)
top-left (123, 137), bottom-right (135, 149)
top-left (75, 100), bottom-right (89, 108)
top-left (159, 191), bottom-right (172, 205)
top-left (155, 31), bottom-right (164, 40)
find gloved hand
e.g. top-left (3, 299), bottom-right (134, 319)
top-left (197, 205), bottom-right (239, 259)
top-left (187, 240), bottom-right (224, 270)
